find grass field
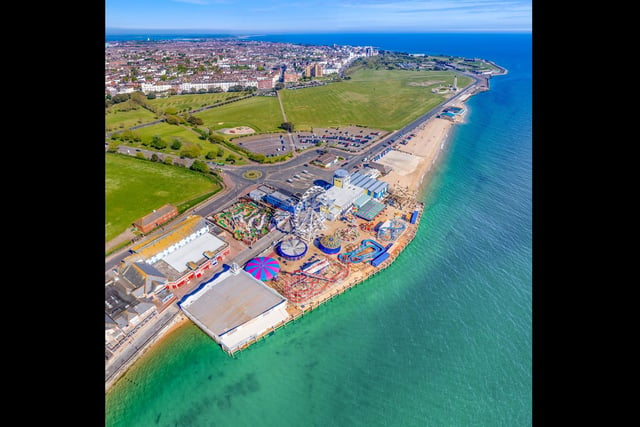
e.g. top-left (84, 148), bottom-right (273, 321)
top-left (194, 95), bottom-right (283, 134)
top-left (105, 101), bottom-right (158, 132)
top-left (147, 92), bottom-right (249, 113)
top-left (133, 122), bottom-right (205, 146)
top-left (121, 122), bottom-right (248, 165)
top-left (280, 69), bottom-right (471, 131)
top-left (105, 153), bottom-right (222, 241)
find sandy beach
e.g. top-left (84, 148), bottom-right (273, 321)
top-left (377, 106), bottom-right (465, 194)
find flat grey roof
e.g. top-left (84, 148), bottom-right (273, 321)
top-left (180, 268), bottom-right (285, 337)
top-left (163, 233), bottom-right (225, 272)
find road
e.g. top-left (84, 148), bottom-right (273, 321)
top-left (105, 304), bottom-right (181, 387)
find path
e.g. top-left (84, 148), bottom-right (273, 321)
top-left (275, 90), bottom-right (297, 157)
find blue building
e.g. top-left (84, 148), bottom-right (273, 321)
top-left (349, 171), bottom-right (389, 199)
top-left (263, 190), bottom-right (299, 213)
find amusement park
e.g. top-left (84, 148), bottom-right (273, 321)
top-left (235, 175), bottom-right (422, 309)
top-left (175, 166), bottom-right (425, 356)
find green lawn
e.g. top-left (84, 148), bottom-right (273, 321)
top-left (193, 95), bottom-right (283, 134)
top-left (147, 92), bottom-right (250, 113)
top-left (133, 122), bottom-right (205, 146)
top-left (105, 101), bottom-right (158, 132)
top-left (120, 122), bottom-right (248, 165)
top-left (280, 69), bottom-right (472, 131)
top-left (105, 153), bottom-right (222, 241)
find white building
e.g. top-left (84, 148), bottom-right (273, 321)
top-left (141, 83), bottom-right (173, 93)
top-left (317, 183), bottom-right (364, 220)
top-left (179, 264), bottom-right (289, 353)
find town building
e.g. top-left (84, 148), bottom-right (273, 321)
top-left (263, 189), bottom-right (299, 213)
top-left (318, 181), bottom-right (364, 221)
top-left (122, 215), bottom-right (230, 290)
top-left (348, 171), bottom-right (389, 199)
top-left (304, 63), bottom-right (323, 78)
top-left (133, 204), bottom-right (178, 234)
top-left (314, 152), bottom-right (339, 168)
top-left (179, 263), bottom-right (289, 353)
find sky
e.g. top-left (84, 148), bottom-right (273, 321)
top-left (105, 0), bottom-right (532, 34)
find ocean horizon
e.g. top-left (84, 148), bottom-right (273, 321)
top-left (105, 32), bottom-right (532, 426)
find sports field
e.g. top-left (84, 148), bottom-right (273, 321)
top-left (280, 69), bottom-right (471, 131)
top-left (105, 153), bottom-right (222, 241)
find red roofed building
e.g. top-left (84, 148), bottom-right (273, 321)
top-left (133, 204), bottom-right (178, 234)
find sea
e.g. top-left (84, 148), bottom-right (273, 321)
top-left (105, 32), bottom-right (532, 426)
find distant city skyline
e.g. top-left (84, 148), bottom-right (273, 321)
top-left (105, 0), bottom-right (532, 34)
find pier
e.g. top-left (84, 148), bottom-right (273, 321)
top-left (222, 202), bottom-right (425, 357)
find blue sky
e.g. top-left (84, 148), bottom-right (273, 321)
top-left (105, 0), bottom-right (532, 34)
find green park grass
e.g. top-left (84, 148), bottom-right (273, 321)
top-left (133, 122), bottom-right (205, 145)
top-left (121, 122), bottom-right (248, 165)
top-left (147, 92), bottom-right (249, 114)
top-left (194, 95), bottom-right (283, 134)
top-left (105, 153), bottom-right (222, 242)
top-left (280, 69), bottom-right (471, 131)
top-left (105, 101), bottom-right (158, 132)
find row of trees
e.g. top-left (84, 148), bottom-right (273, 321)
top-left (136, 152), bottom-right (217, 178)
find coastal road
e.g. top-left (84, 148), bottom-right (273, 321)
top-left (105, 304), bottom-right (181, 387)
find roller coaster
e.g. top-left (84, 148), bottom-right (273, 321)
top-left (274, 258), bottom-right (350, 304)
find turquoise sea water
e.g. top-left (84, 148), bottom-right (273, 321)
top-left (105, 33), bottom-right (532, 426)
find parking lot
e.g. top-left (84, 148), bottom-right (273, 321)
top-left (307, 125), bottom-right (387, 152)
top-left (233, 133), bottom-right (292, 157)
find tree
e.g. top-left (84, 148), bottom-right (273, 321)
top-left (180, 144), bottom-right (202, 158)
top-left (217, 147), bottom-right (224, 157)
top-left (151, 135), bottom-right (167, 150)
top-left (131, 91), bottom-right (147, 106)
top-left (112, 93), bottom-right (130, 104)
top-left (164, 107), bottom-right (178, 115)
top-left (279, 122), bottom-right (294, 132)
top-left (187, 115), bottom-right (204, 126)
top-left (274, 82), bottom-right (284, 90)
top-left (163, 157), bottom-right (173, 165)
top-left (150, 153), bottom-right (159, 162)
top-left (147, 92), bottom-right (156, 100)
top-left (171, 139), bottom-right (182, 150)
top-left (207, 133), bottom-right (225, 144)
top-left (205, 151), bottom-right (216, 159)
top-left (166, 115), bottom-right (180, 125)
top-left (190, 160), bottom-right (209, 173)
top-left (136, 152), bottom-right (146, 159)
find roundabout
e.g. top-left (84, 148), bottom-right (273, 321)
top-left (242, 170), bottom-right (263, 180)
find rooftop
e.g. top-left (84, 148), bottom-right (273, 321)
top-left (180, 267), bottom-right (286, 337)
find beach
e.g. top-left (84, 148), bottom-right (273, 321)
top-left (378, 105), bottom-right (464, 193)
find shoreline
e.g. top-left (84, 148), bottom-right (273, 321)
top-left (106, 94), bottom-right (471, 394)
